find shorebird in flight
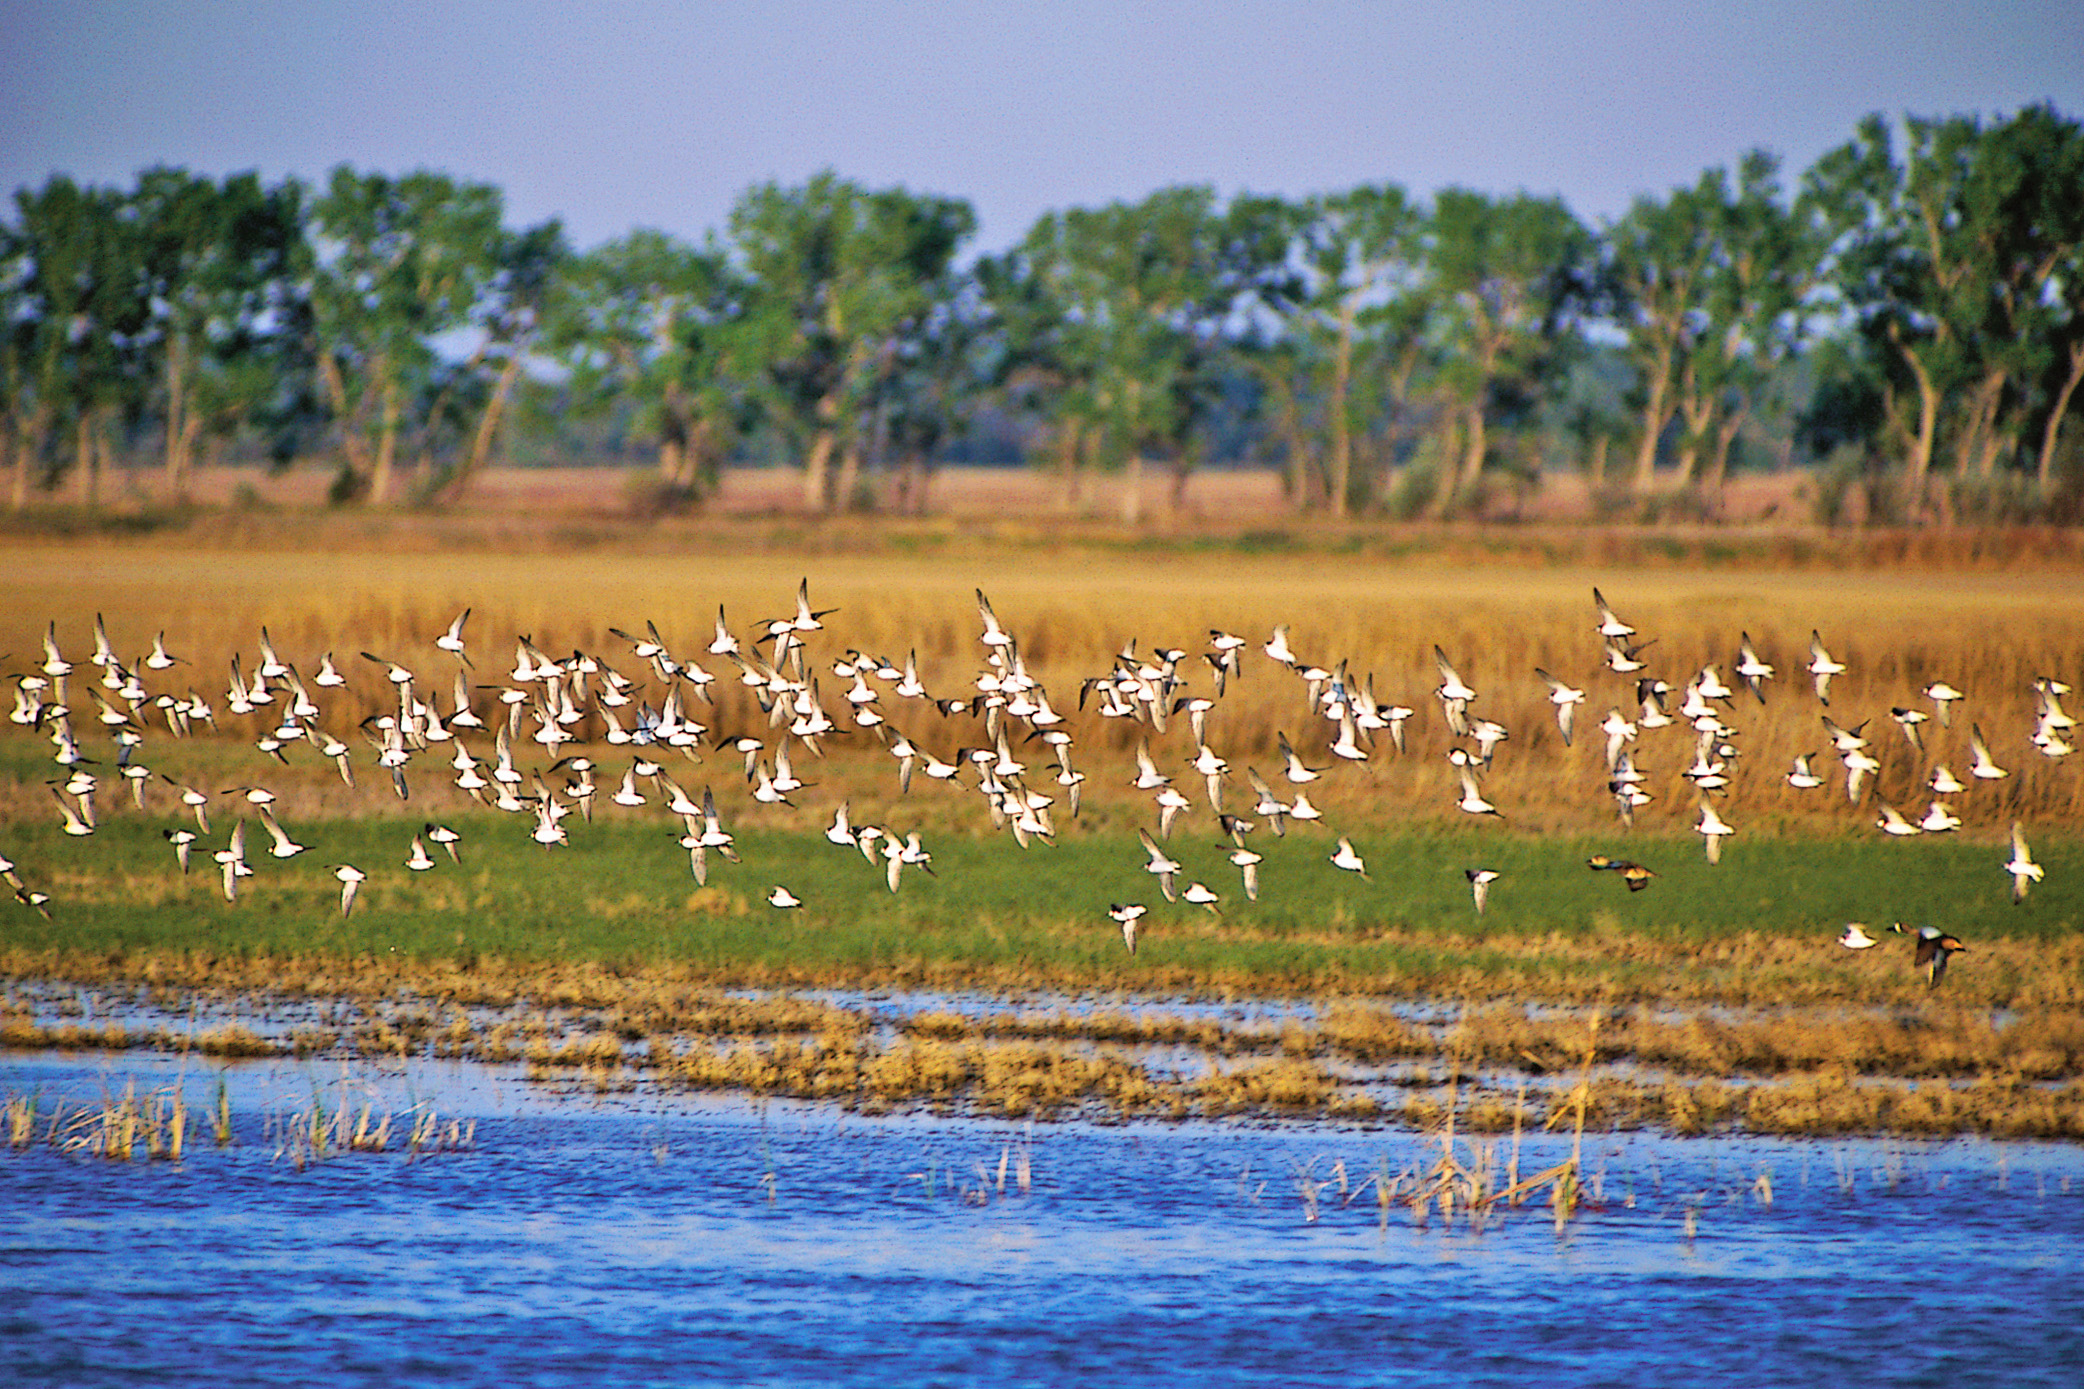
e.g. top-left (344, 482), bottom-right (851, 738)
top-left (1276, 732), bottom-right (1323, 784)
top-left (1465, 868), bottom-right (1500, 915)
top-left (1695, 800), bottom-right (1734, 864)
top-left (1592, 587), bottom-right (1634, 638)
top-left (425, 823), bottom-right (462, 864)
top-left (1109, 902), bottom-right (1146, 955)
top-left (1587, 855), bottom-right (1656, 891)
top-left (1433, 647), bottom-right (1476, 737)
top-left (1535, 669), bottom-right (1584, 746)
top-left (435, 608), bottom-right (472, 665)
top-left (2005, 822), bottom-right (2043, 904)
top-left (1735, 635), bottom-right (1773, 703)
top-left (331, 863), bottom-right (365, 917)
top-left (1138, 829), bottom-right (1181, 903)
top-left (1453, 766), bottom-right (1502, 820)
top-left (974, 589), bottom-right (1012, 649)
top-left (1968, 725), bottom-right (2009, 781)
top-left (1892, 923), bottom-right (1965, 987)
top-left (1924, 681), bottom-right (1964, 726)
top-left (256, 806), bottom-right (307, 859)
top-left (1807, 632), bottom-right (1846, 704)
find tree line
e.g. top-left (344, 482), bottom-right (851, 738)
top-left (4, 105), bottom-right (2080, 522)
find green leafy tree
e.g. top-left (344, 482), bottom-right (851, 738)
top-left (1021, 186), bottom-right (1285, 519)
top-left (5, 176), bottom-right (148, 508)
top-left (439, 218), bottom-right (567, 501)
top-left (973, 245), bottom-right (1100, 507)
top-left (130, 167), bottom-right (307, 500)
top-left (1801, 111), bottom-right (2084, 515)
top-left (728, 171), bottom-right (975, 511)
top-left (309, 167), bottom-right (504, 503)
top-left (544, 229), bottom-right (748, 500)
top-left (1606, 175), bottom-right (1723, 490)
top-left (1964, 105), bottom-right (2084, 489)
top-left (1425, 189), bottom-right (1591, 512)
top-left (1671, 154), bottom-right (1821, 497)
top-left (1285, 185), bottom-right (1422, 514)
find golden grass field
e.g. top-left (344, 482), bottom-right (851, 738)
top-left (6, 513), bottom-right (2082, 833)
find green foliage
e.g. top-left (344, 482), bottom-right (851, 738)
top-left (3, 104), bottom-right (2081, 520)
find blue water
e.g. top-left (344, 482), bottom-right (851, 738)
top-left (4, 1052), bottom-right (2081, 1387)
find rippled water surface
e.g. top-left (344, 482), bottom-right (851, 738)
top-left (5, 1051), bottom-right (2081, 1387)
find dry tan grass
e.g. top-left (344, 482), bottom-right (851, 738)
top-left (7, 534), bottom-right (2082, 832)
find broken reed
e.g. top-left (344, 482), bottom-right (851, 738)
top-left (266, 1086), bottom-right (474, 1170)
top-left (1347, 1011), bottom-right (1600, 1232)
top-left (2, 1079), bottom-right (200, 1162)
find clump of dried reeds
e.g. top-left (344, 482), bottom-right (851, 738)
top-left (265, 1082), bottom-right (474, 1169)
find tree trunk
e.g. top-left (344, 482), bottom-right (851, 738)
top-left (802, 427), bottom-right (837, 512)
top-left (163, 331), bottom-right (189, 499)
top-left (13, 408), bottom-right (47, 512)
top-left (687, 418), bottom-right (720, 498)
top-left (1122, 454), bottom-right (1143, 525)
top-left (1675, 382), bottom-right (1716, 487)
top-left (1630, 345), bottom-right (1674, 491)
top-left (1429, 416), bottom-right (1464, 518)
top-left (1169, 453), bottom-right (1193, 513)
top-left (372, 375), bottom-right (400, 504)
top-left (1458, 404), bottom-right (1487, 491)
top-left (317, 351), bottom-right (373, 482)
top-left (1329, 304), bottom-right (1355, 519)
top-left (658, 436), bottom-right (686, 486)
top-left (2038, 342), bottom-right (2084, 487)
top-left (450, 352), bottom-right (525, 502)
top-left (76, 413), bottom-right (94, 509)
top-left (1587, 434), bottom-right (1609, 488)
top-left (1953, 367), bottom-right (2006, 478)
top-left (174, 416), bottom-right (202, 503)
top-left (835, 441), bottom-right (863, 512)
top-left (1703, 409), bottom-right (1746, 508)
top-left (1897, 343), bottom-right (1942, 522)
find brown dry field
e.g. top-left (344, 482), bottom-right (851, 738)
top-left (58, 459), bottom-right (1824, 525)
top-left (6, 463), bottom-right (2084, 835)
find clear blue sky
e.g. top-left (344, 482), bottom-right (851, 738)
top-left (5, 1), bottom-right (2079, 254)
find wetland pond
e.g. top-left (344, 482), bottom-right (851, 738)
top-left (5, 1043), bottom-right (2084, 1387)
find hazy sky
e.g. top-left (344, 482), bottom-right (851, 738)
top-left (5, 1), bottom-right (2080, 254)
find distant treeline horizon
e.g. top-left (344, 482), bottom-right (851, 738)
top-left (3, 104), bottom-right (2080, 524)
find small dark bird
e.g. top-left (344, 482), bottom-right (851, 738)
top-left (1587, 855), bottom-right (1656, 891)
top-left (1891, 923), bottom-right (1965, 987)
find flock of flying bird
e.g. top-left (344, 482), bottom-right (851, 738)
top-left (2, 581), bottom-right (2068, 991)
